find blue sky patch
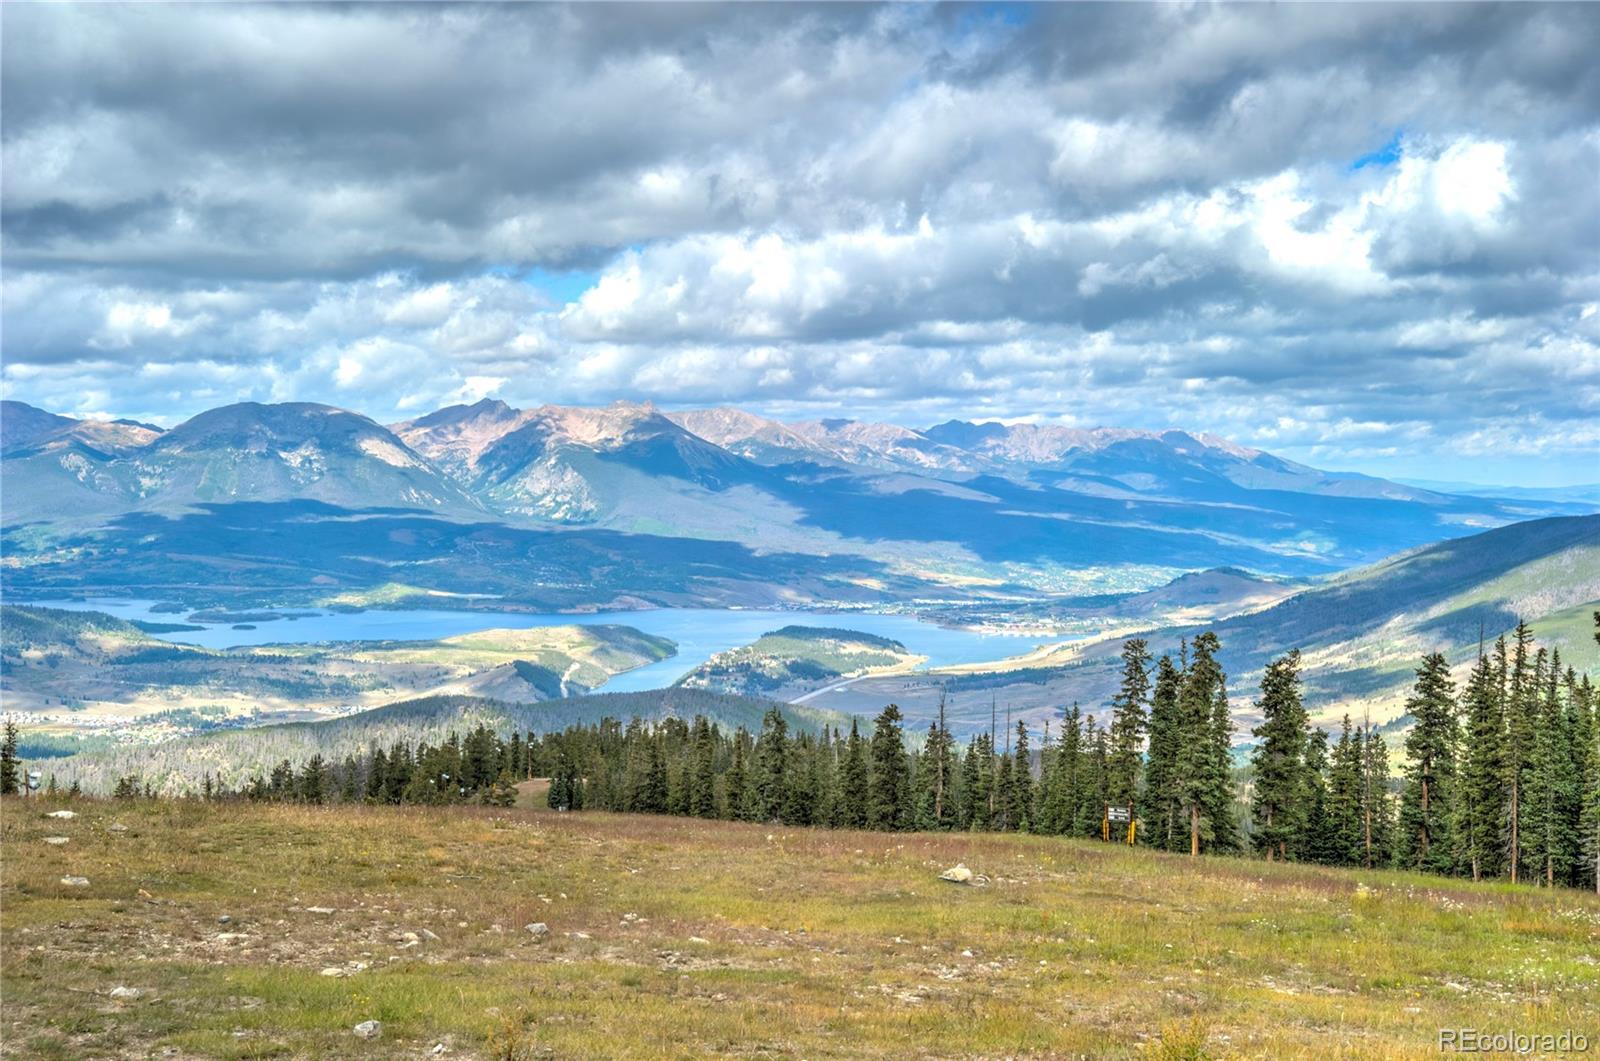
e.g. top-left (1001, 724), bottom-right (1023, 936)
top-left (1350, 131), bottom-right (1403, 171)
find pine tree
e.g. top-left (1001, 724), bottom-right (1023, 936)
top-left (1009, 721), bottom-right (1033, 832)
top-left (1174, 633), bottom-right (1234, 855)
top-left (724, 731), bottom-right (752, 821)
top-left (840, 719), bottom-right (870, 829)
top-left (959, 733), bottom-right (990, 831)
top-left (1456, 649), bottom-right (1505, 880)
top-left (1326, 715), bottom-right (1364, 865)
top-left (1250, 650), bottom-right (1309, 861)
top-left (1143, 659), bottom-right (1183, 850)
top-left (0, 718), bottom-right (20, 796)
top-left (1039, 704), bottom-right (1080, 834)
top-left (1107, 639), bottom-right (1152, 832)
top-left (1503, 622), bottom-right (1536, 882)
top-left (752, 709), bottom-right (789, 822)
top-left (1360, 720), bottom-right (1395, 868)
top-left (1398, 652), bottom-right (1458, 873)
top-left (916, 704), bottom-right (958, 831)
top-left (688, 717), bottom-right (718, 819)
top-left (1525, 655), bottom-right (1580, 886)
top-left (867, 704), bottom-right (911, 831)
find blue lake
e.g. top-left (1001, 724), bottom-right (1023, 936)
top-left (29, 600), bottom-right (1062, 692)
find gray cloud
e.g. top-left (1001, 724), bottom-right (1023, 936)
top-left (2, 2), bottom-right (1596, 485)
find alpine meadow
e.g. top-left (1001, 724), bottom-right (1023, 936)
top-left (2, 4), bottom-right (1598, 1059)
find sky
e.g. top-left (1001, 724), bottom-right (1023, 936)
top-left (2, 3), bottom-right (1597, 486)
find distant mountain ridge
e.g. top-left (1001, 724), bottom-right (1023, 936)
top-left (3, 398), bottom-right (1591, 606)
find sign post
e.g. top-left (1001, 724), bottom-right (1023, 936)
top-left (1105, 805), bottom-right (1135, 845)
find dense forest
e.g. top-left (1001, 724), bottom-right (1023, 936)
top-left (6, 617), bottom-right (1596, 891)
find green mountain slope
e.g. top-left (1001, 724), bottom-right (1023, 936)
top-left (804, 514), bottom-right (1600, 735)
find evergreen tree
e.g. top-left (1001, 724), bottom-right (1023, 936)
top-left (959, 733), bottom-right (990, 832)
top-left (1326, 715), bottom-right (1365, 865)
top-left (1456, 649), bottom-right (1505, 880)
top-left (1525, 655), bottom-right (1580, 886)
top-left (1143, 659), bottom-right (1184, 850)
top-left (1503, 622), bottom-right (1537, 882)
top-left (724, 732), bottom-right (752, 821)
top-left (1360, 720), bottom-right (1394, 868)
top-left (1300, 729), bottom-right (1337, 864)
top-left (867, 704), bottom-right (911, 831)
top-left (1107, 639), bottom-right (1152, 831)
top-left (916, 695), bottom-right (958, 830)
top-left (1174, 633), bottom-right (1235, 855)
top-left (1039, 704), bottom-right (1081, 835)
top-left (1010, 720), bottom-right (1034, 832)
top-left (1398, 652), bottom-right (1458, 873)
top-left (688, 717), bottom-right (718, 819)
top-left (1250, 650), bottom-right (1310, 861)
top-left (840, 720), bottom-right (870, 829)
top-left (752, 709), bottom-right (789, 822)
top-left (0, 718), bottom-right (20, 796)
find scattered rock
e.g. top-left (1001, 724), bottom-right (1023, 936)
top-left (961, 949), bottom-right (974, 958)
top-left (305, 906), bottom-right (336, 915)
top-left (60, 876), bottom-right (90, 888)
top-left (430, 1044), bottom-right (446, 1056)
top-left (217, 915), bottom-right (232, 925)
top-left (939, 864), bottom-right (974, 884)
top-left (353, 1019), bottom-right (382, 1040)
top-left (570, 931), bottom-right (591, 940)
top-left (420, 928), bottom-right (440, 941)
top-left (45, 810), bottom-right (76, 819)
top-left (43, 836), bottom-right (70, 845)
top-left (688, 936), bottom-right (711, 945)
top-left (108, 986), bottom-right (143, 1001)
top-left (107, 823), bottom-right (129, 833)
top-left (320, 967), bottom-right (348, 978)
top-left (525, 922), bottom-right (549, 939)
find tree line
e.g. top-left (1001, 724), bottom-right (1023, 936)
top-left (13, 618), bottom-right (1598, 891)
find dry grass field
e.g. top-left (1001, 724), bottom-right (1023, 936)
top-left (3, 796), bottom-right (1598, 1059)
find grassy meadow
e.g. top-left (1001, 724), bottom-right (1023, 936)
top-left (3, 794), bottom-right (1598, 1059)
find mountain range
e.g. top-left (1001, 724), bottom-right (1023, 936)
top-left (2, 398), bottom-right (1590, 610)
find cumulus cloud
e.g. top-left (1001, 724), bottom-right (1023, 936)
top-left (1, 2), bottom-right (1596, 484)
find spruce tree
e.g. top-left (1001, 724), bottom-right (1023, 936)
top-left (1107, 639), bottom-right (1152, 831)
top-left (1360, 720), bottom-right (1394, 867)
top-left (867, 704), bottom-right (911, 831)
top-left (1525, 656), bottom-right (1580, 886)
top-left (1010, 721), bottom-right (1034, 832)
top-left (1143, 659), bottom-right (1183, 850)
top-left (840, 719), bottom-right (870, 829)
top-left (1250, 650), bottom-right (1309, 861)
top-left (752, 709), bottom-right (789, 822)
top-left (0, 718), bottom-right (20, 796)
top-left (1326, 715), bottom-right (1364, 865)
top-left (1174, 633), bottom-right (1234, 855)
top-left (1503, 622), bottom-right (1536, 882)
top-left (1456, 650), bottom-right (1505, 880)
top-left (1398, 652), bottom-right (1458, 873)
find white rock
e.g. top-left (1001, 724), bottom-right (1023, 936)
top-left (353, 1020), bottom-right (382, 1040)
top-left (688, 936), bottom-right (711, 945)
top-left (108, 986), bottom-right (142, 1000)
top-left (43, 836), bottom-right (70, 845)
top-left (525, 922), bottom-right (549, 938)
top-left (45, 810), bottom-right (76, 819)
top-left (107, 823), bottom-right (129, 833)
top-left (320, 967), bottom-right (348, 978)
top-left (939, 864), bottom-right (974, 884)
top-left (60, 876), bottom-right (90, 888)
top-left (420, 928), bottom-right (440, 941)
top-left (305, 906), bottom-right (336, 915)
